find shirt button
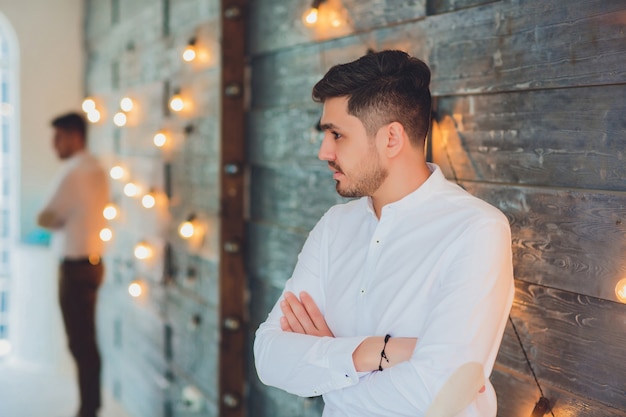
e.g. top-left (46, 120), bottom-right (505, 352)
top-left (360, 289), bottom-right (365, 295)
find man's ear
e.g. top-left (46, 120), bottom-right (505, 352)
top-left (383, 122), bottom-right (406, 158)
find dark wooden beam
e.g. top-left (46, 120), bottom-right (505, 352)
top-left (219, 1), bottom-right (247, 417)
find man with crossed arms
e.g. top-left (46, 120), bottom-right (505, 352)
top-left (254, 50), bottom-right (514, 417)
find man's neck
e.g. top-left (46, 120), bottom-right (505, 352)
top-left (371, 161), bottom-right (432, 218)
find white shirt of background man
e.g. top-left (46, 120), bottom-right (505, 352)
top-left (39, 150), bottom-right (109, 259)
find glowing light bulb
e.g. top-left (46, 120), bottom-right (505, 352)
top-left (100, 228), bottom-right (113, 242)
top-left (103, 204), bottom-right (118, 220)
top-left (120, 97), bottom-right (133, 112)
top-left (169, 94), bottom-right (184, 112)
top-left (303, 7), bottom-right (319, 26)
top-left (142, 193), bottom-right (156, 209)
top-left (124, 182), bottom-right (139, 197)
top-left (329, 10), bottom-right (342, 27)
top-left (87, 109), bottom-right (101, 123)
top-left (153, 131), bottom-right (167, 147)
top-left (134, 242), bottom-right (152, 260)
top-left (616, 278), bottom-right (626, 303)
top-left (179, 221), bottom-right (195, 239)
top-left (82, 98), bottom-right (96, 112)
top-left (182, 45), bottom-right (197, 62)
top-left (0, 339), bottom-right (12, 357)
top-left (110, 165), bottom-right (125, 180)
top-left (128, 281), bottom-right (143, 297)
top-left (113, 111), bottom-right (127, 127)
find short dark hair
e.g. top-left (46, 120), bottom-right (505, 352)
top-left (51, 112), bottom-right (87, 143)
top-left (312, 50), bottom-right (432, 147)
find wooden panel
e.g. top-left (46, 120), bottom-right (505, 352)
top-left (495, 280), bottom-right (626, 411)
top-left (247, 222), bottom-right (307, 289)
top-left (418, 0), bottom-right (626, 94)
top-left (251, 0), bottom-right (625, 106)
top-left (431, 85), bottom-right (626, 191)
top-left (249, 0), bottom-right (426, 55)
top-left (219, 1), bottom-right (247, 416)
top-left (247, 104), bottom-right (323, 165)
top-left (426, 0), bottom-right (497, 15)
top-left (249, 165), bottom-right (345, 232)
top-left (461, 182), bottom-right (626, 302)
top-left (491, 366), bottom-right (626, 417)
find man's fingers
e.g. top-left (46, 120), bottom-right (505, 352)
top-left (279, 316), bottom-right (293, 332)
top-left (300, 291), bottom-right (334, 337)
top-left (280, 294), bottom-right (306, 334)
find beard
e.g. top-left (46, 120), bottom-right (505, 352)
top-left (330, 155), bottom-right (388, 198)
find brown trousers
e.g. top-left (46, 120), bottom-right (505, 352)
top-left (59, 259), bottom-right (104, 417)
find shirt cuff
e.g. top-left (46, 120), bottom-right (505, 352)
top-left (311, 336), bottom-right (367, 396)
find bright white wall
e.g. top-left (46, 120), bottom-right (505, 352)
top-left (0, 0), bottom-right (83, 241)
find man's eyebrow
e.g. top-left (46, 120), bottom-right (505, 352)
top-left (319, 122), bottom-right (338, 131)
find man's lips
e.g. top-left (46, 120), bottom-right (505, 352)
top-left (328, 164), bottom-right (344, 179)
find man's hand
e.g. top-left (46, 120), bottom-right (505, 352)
top-left (279, 291), bottom-right (334, 337)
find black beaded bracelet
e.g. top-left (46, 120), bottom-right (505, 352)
top-left (378, 334), bottom-right (391, 371)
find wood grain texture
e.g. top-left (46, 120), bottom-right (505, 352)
top-left (495, 280), bottom-right (626, 411)
top-left (432, 85), bottom-right (626, 191)
top-left (249, 0), bottom-right (426, 55)
top-left (462, 182), bottom-right (626, 302)
top-left (251, 0), bottom-right (625, 104)
top-left (427, 0), bottom-right (497, 15)
top-left (249, 164), bottom-right (346, 232)
top-left (492, 366), bottom-right (626, 417)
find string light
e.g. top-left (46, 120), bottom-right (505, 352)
top-left (141, 191), bottom-right (156, 209)
top-left (103, 203), bottom-right (119, 220)
top-left (120, 97), bottom-right (134, 112)
top-left (113, 111), bottom-right (127, 127)
top-left (182, 38), bottom-right (197, 62)
top-left (86, 109), bottom-right (101, 123)
top-left (82, 97), bottom-right (101, 123)
top-left (134, 241), bottom-right (153, 260)
top-left (110, 165), bottom-right (125, 180)
top-left (128, 280), bottom-right (144, 298)
top-left (179, 219), bottom-right (196, 239)
top-left (302, 0), bottom-right (324, 26)
top-left (153, 130), bottom-right (168, 148)
top-left (124, 182), bottom-right (140, 197)
top-left (82, 98), bottom-right (96, 112)
top-left (99, 228), bottom-right (113, 242)
top-left (169, 89), bottom-right (185, 112)
top-left (615, 278), bottom-right (626, 303)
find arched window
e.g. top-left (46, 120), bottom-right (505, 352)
top-left (0, 12), bottom-right (18, 357)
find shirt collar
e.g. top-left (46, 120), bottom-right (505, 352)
top-left (365, 163), bottom-right (445, 217)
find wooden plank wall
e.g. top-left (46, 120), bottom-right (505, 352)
top-left (247, 1), bottom-right (626, 416)
top-left (84, 1), bottom-right (224, 416)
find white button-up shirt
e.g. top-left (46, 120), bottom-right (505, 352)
top-left (254, 164), bottom-right (514, 417)
top-left (39, 151), bottom-right (109, 259)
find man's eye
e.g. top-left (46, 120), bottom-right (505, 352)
top-left (331, 131), bottom-right (342, 139)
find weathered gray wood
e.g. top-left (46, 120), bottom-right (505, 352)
top-left (166, 286), bottom-right (220, 399)
top-left (251, 0), bottom-right (625, 105)
top-left (495, 280), bottom-right (626, 410)
top-left (247, 222), bottom-right (308, 290)
top-left (491, 366), bottom-right (626, 417)
top-left (432, 84), bottom-right (626, 191)
top-left (247, 104), bottom-right (324, 165)
top-left (249, 0), bottom-right (427, 55)
top-left (462, 182), bottom-right (626, 302)
top-left (249, 164), bottom-right (347, 232)
top-left (426, 0), bottom-right (497, 15)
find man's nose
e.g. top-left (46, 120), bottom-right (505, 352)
top-left (317, 135), bottom-right (335, 161)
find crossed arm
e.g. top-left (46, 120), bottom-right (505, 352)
top-left (280, 290), bottom-right (418, 372)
